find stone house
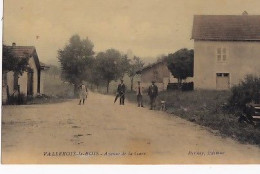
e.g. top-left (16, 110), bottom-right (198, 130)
top-left (192, 14), bottom-right (260, 90)
top-left (2, 43), bottom-right (46, 103)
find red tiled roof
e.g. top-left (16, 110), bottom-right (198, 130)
top-left (191, 15), bottom-right (260, 41)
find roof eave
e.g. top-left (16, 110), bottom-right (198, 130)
top-left (193, 38), bottom-right (260, 41)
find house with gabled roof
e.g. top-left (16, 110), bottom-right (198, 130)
top-left (2, 43), bottom-right (46, 103)
top-left (191, 13), bottom-right (260, 90)
top-left (137, 59), bottom-right (171, 91)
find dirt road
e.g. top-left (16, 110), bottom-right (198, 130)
top-left (2, 92), bottom-right (260, 164)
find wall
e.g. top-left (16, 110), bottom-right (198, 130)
top-left (141, 62), bottom-right (170, 83)
top-left (6, 71), bottom-right (14, 94)
top-left (194, 41), bottom-right (260, 89)
top-left (40, 70), bottom-right (48, 94)
top-left (140, 61), bottom-right (171, 91)
top-left (28, 56), bottom-right (39, 95)
top-left (18, 72), bottom-right (27, 95)
top-left (2, 72), bottom-right (13, 103)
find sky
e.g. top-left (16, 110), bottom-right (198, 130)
top-left (3, 0), bottom-right (260, 65)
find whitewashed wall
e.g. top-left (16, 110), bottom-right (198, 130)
top-left (194, 41), bottom-right (260, 89)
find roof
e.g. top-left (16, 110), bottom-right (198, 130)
top-left (7, 46), bottom-right (36, 58)
top-left (7, 45), bottom-right (41, 70)
top-left (137, 59), bottom-right (167, 74)
top-left (191, 15), bottom-right (260, 41)
top-left (40, 62), bottom-right (50, 70)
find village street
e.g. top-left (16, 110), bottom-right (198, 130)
top-left (2, 92), bottom-right (260, 164)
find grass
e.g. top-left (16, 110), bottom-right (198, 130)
top-left (26, 95), bottom-right (69, 105)
top-left (43, 75), bottom-right (74, 98)
top-left (125, 90), bottom-right (260, 146)
top-left (10, 74), bottom-right (75, 105)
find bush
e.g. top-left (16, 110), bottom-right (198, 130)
top-left (8, 93), bottom-right (27, 105)
top-left (229, 75), bottom-right (260, 110)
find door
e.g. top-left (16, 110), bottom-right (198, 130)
top-left (216, 73), bottom-right (230, 90)
top-left (27, 71), bottom-right (34, 95)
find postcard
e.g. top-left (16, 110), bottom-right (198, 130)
top-left (1, 0), bottom-right (260, 164)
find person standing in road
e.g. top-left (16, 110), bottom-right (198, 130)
top-left (135, 81), bottom-right (144, 107)
top-left (148, 81), bottom-right (158, 110)
top-left (78, 84), bottom-right (88, 105)
top-left (117, 79), bottom-right (126, 105)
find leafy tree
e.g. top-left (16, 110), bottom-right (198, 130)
top-left (167, 48), bottom-right (194, 87)
top-left (127, 56), bottom-right (144, 91)
top-left (88, 60), bottom-right (104, 90)
top-left (58, 35), bottom-right (94, 96)
top-left (95, 49), bottom-right (129, 93)
top-left (2, 45), bottom-right (29, 75)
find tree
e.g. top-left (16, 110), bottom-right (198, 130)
top-left (58, 35), bottom-right (94, 96)
top-left (2, 45), bottom-right (29, 75)
top-left (167, 48), bottom-right (194, 87)
top-left (127, 56), bottom-right (144, 91)
top-left (95, 49), bottom-right (129, 93)
top-left (88, 60), bottom-right (104, 90)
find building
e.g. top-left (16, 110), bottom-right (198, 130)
top-left (40, 62), bottom-right (50, 94)
top-left (2, 43), bottom-right (46, 103)
top-left (191, 14), bottom-right (260, 90)
top-left (137, 59), bottom-right (175, 91)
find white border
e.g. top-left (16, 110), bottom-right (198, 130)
top-left (0, 0), bottom-right (260, 173)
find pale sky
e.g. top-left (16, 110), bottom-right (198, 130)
top-left (3, 0), bottom-right (260, 65)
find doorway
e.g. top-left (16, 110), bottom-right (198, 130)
top-left (216, 73), bottom-right (230, 90)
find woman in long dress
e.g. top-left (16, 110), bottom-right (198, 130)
top-left (78, 84), bottom-right (88, 105)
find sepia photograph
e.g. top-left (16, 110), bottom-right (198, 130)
top-left (1, 0), bottom-right (260, 165)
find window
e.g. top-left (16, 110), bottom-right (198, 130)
top-left (223, 73), bottom-right (229, 77)
top-left (216, 73), bottom-right (222, 77)
top-left (216, 73), bottom-right (229, 77)
top-left (216, 47), bottom-right (227, 62)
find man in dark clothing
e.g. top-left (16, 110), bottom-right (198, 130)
top-left (117, 79), bottom-right (126, 105)
top-left (148, 81), bottom-right (158, 110)
top-left (135, 81), bottom-right (144, 107)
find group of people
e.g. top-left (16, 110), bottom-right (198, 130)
top-left (115, 79), bottom-right (158, 110)
top-left (78, 79), bottom-right (159, 110)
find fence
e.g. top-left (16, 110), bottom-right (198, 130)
top-left (167, 82), bottom-right (194, 91)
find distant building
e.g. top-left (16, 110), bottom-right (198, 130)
top-left (2, 43), bottom-right (47, 103)
top-left (137, 59), bottom-right (175, 91)
top-left (192, 14), bottom-right (260, 90)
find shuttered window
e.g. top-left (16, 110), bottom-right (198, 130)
top-left (216, 48), bottom-right (227, 62)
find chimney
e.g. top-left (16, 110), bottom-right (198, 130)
top-left (12, 42), bottom-right (16, 47)
top-left (242, 11), bottom-right (248, 15)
